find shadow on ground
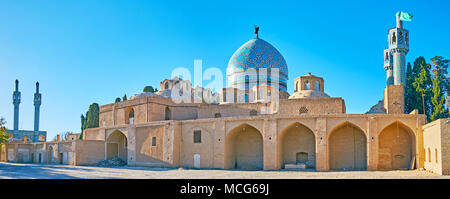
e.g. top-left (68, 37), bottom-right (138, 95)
top-left (0, 163), bottom-right (85, 179)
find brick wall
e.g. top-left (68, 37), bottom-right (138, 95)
top-left (384, 84), bottom-right (404, 114)
top-left (423, 118), bottom-right (450, 175)
top-left (440, 119), bottom-right (450, 175)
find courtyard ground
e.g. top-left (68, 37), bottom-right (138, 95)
top-left (0, 162), bottom-right (448, 179)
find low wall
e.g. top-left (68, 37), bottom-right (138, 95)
top-left (74, 140), bottom-right (105, 165)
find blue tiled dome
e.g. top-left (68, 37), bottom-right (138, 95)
top-left (227, 38), bottom-right (288, 92)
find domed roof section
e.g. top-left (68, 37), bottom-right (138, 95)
top-left (227, 38), bottom-right (288, 76)
top-left (130, 92), bottom-right (161, 100)
top-left (289, 90), bottom-right (330, 99)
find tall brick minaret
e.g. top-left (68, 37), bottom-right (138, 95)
top-left (384, 13), bottom-right (410, 86)
top-left (12, 79), bottom-right (21, 133)
top-left (33, 82), bottom-right (42, 132)
top-left (383, 12), bottom-right (411, 114)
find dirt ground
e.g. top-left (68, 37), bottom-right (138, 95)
top-left (0, 162), bottom-right (448, 179)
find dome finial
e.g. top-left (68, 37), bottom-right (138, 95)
top-left (254, 25), bottom-right (259, 39)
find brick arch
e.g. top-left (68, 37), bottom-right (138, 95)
top-left (106, 130), bottom-right (128, 163)
top-left (226, 121), bottom-right (264, 136)
top-left (328, 121), bottom-right (368, 139)
top-left (225, 123), bottom-right (263, 170)
top-left (124, 106), bottom-right (135, 124)
top-left (47, 145), bottom-right (54, 164)
top-left (328, 122), bottom-right (367, 171)
top-left (376, 120), bottom-right (416, 137)
top-left (377, 121), bottom-right (416, 170)
top-left (106, 128), bottom-right (128, 141)
top-left (277, 122), bottom-right (316, 169)
top-left (277, 120), bottom-right (316, 137)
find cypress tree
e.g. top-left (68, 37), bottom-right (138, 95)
top-left (81, 114), bottom-right (86, 131)
top-left (86, 103), bottom-right (99, 129)
top-left (430, 56), bottom-right (449, 120)
top-left (410, 57), bottom-right (423, 111)
top-left (430, 68), bottom-right (446, 121)
top-left (405, 62), bottom-right (415, 113)
top-left (80, 103), bottom-right (100, 137)
top-left (430, 56), bottom-right (449, 96)
top-left (412, 57), bottom-right (432, 120)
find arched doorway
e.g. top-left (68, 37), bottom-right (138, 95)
top-left (378, 122), bottom-right (415, 170)
top-left (125, 108), bottom-right (134, 124)
top-left (278, 122), bottom-right (315, 169)
top-left (47, 146), bottom-right (54, 164)
top-left (165, 107), bottom-right (171, 120)
top-left (225, 124), bottom-right (263, 170)
top-left (329, 122), bottom-right (367, 171)
top-left (106, 130), bottom-right (128, 162)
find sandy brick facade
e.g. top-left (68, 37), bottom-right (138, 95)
top-left (423, 119), bottom-right (450, 175)
top-left (384, 84), bottom-right (405, 114)
top-left (81, 110), bottom-right (428, 172)
top-left (1, 75), bottom-right (447, 176)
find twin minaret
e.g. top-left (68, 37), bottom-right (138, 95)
top-left (34, 82), bottom-right (42, 131)
top-left (12, 80), bottom-right (42, 133)
top-left (12, 80), bottom-right (21, 132)
top-left (384, 13), bottom-right (410, 86)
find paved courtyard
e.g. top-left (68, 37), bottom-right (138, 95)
top-left (0, 162), bottom-right (448, 179)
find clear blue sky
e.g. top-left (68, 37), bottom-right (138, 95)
top-left (1, 0), bottom-right (449, 141)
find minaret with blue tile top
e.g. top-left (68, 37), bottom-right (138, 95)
top-left (384, 13), bottom-right (409, 86)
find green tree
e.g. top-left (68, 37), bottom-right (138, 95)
top-left (405, 62), bottom-right (416, 113)
top-left (143, 86), bottom-right (158, 93)
top-left (430, 68), bottom-right (446, 121)
top-left (115, 97), bottom-right (121, 103)
top-left (81, 114), bottom-right (86, 132)
top-left (412, 57), bottom-right (432, 120)
top-left (0, 118), bottom-right (9, 146)
top-left (430, 56), bottom-right (449, 95)
top-left (85, 103), bottom-right (99, 129)
top-left (80, 103), bottom-right (100, 139)
top-left (123, 94), bottom-right (127, 101)
top-left (430, 56), bottom-right (449, 121)
top-left (410, 57), bottom-right (424, 110)
top-left (405, 58), bottom-right (423, 114)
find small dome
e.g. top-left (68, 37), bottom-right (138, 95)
top-left (289, 90), bottom-right (330, 99)
top-left (366, 100), bottom-right (386, 114)
top-left (130, 92), bottom-right (161, 100)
